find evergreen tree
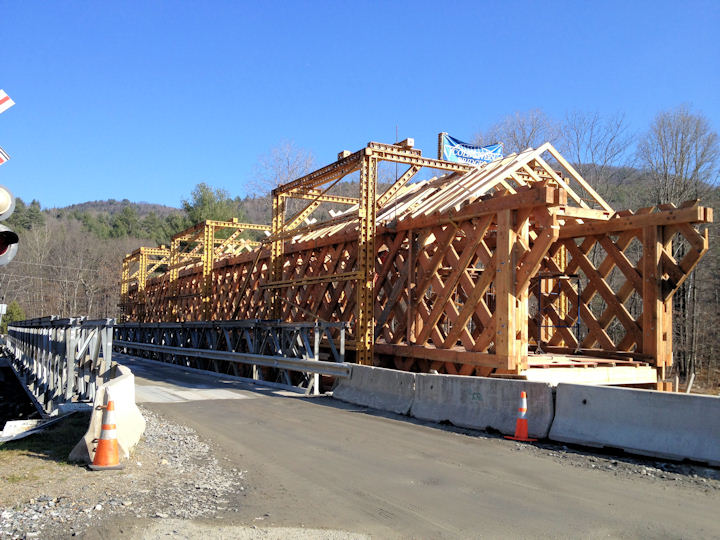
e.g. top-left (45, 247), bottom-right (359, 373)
top-left (1, 300), bottom-right (25, 334)
top-left (182, 183), bottom-right (244, 224)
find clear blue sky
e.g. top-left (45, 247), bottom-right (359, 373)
top-left (0, 0), bottom-right (718, 209)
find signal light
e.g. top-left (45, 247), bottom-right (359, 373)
top-left (0, 186), bottom-right (17, 266)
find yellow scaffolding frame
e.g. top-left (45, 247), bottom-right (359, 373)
top-left (266, 139), bottom-right (471, 365)
top-left (121, 218), bottom-right (271, 321)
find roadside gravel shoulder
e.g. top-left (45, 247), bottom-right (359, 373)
top-left (0, 406), bottom-right (245, 539)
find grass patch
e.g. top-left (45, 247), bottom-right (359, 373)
top-left (2, 472), bottom-right (39, 483)
top-left (0, 411), bottom-right (91, 464)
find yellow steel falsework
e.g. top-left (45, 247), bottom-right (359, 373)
top-left (556, 245), bottom-right (568, 318)
top-left (202, 222), bottom-right (215, 320)
top-left (356, 152), bottom-right (377, 366)
top-left (169, 238), bottom-right (180, 321)
top-left (270, 192), bottom-right (286, 319)
top-left (120, 258), bottom-right (130, 321)
top-left (120, 247), bottom-right (169, 321)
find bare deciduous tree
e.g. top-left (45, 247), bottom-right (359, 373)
top-left (0, 216), bottom-right (144, 319)
top-left (560, 111), bottom-right (634, 197)
top-left (252, 140), bottom-right (316, 194)
top-left (475, 109), bottom-right (560, 154)
top-left (637, 105), bottom-right (719, 205)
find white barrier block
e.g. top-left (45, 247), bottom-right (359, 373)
top-left (411, 374), bottom-right (555, 439)
top-left (332, 364), bottom-right (415, 415)
top-left (549, 384), bottom-right (720, 466)
top-left (69, 365), bottom-right (146, 463)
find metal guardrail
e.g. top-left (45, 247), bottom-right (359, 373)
top-left (114, 320), bottom-right (348, 394)
top-left (4, 316), bottom-right (115, 415)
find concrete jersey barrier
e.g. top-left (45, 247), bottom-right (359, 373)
top-left (549, 383), bottom-right (720, 466)
top-left (411, 374), bottom-right (555, 438)
top-left (69, 365), bottom-right (146, 463)
top-left (332, 364), bottom-right (416, 415)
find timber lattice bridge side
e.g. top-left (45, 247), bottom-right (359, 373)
top-left (119, 139), bottom-right (712, 385)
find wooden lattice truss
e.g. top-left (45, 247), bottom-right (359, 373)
top-left (121, 218), bottom-right (270, 321)
top-left (120, 140), bottom-right (713, 377)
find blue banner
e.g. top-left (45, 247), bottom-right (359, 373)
top-left (440, 134), bottom-right (503, 165)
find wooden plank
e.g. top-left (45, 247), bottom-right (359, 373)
top-left (564, 240), bottom-right (640, 339)
top-left (395, 185), bottom-right (564, 232)
top-left (374, 264), bottom-right (411, 337)
top-left (444, 251), bottom-right (497, 348)
top-left (414, 216), bottom-right (493, 345)
top-left (559, 206), bottom-right (711, 238)
top-left (373, 232), bottom-right (409, 293)
top-left (515, 212), bottom-right (559, 292)
top-left (375, 343), bottom-right (507, 368)
top-left (598, 236), bottom-right (643, 292)
top-left (412, 226), bottom-right (457, 303)
top-left (544, 144), bottom-right (614, 212)
top-left (554, 206), bottom-right (612, 221)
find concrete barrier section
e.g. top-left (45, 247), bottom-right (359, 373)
top-left (411, 374), bottom-right (555, 439)
top-left (549, 384), bottom-right (720, 466)
top-left (332, 365), bottom-right (416, 415)
top-left (69, 365), bottom-right (146, 463)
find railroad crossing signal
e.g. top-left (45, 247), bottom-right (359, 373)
top-left (0, 91), bottom-right (18, 265)
top-left (0, 186), bottom-right (18, 265)
top-left (0, 90), bottom-right (14, 114)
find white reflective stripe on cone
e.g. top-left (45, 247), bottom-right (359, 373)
top-left (99, 428), bottom-right (117, 440)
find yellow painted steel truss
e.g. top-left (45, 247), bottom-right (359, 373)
top-left (120, 218), bottom-right (270, 322)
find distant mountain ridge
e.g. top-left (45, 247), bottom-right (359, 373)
top-left (55, 199), bottom-right (181, 218)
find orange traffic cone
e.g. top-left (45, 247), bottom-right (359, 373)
top-left (89, 392), bottom-right (124, 471)
top-left (504, 390), bottom-right (537, 442)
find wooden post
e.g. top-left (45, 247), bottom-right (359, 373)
top-left (660, 225), bottom-right (674, 379)
top-left (437, 132), bottom-right (447, 160)
top-left (516, 213), bottom-right (529, 369)
top-left (406, 230), bottom-right (415, 344)
top-left (642, 225), bottom-right (665, 369)
top-left (495, 209), bottom-right (518, 370)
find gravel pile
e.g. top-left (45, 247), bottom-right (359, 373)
top-left (1, 406), bottom-right (246, 539)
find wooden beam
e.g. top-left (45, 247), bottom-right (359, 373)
top-left (554, 206), bottom-right (612, 221)
top-left (544, 143), bottom-right (614, 212)
top-left (395, 185), bottom-right (565, 232)
top-left (375, 343), bottom-right (507, 368)
top-left (559, 206), bottom-right (712, 238)
top-left (415, 216), bottom-right (493, 345)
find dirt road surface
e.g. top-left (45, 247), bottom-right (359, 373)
top-left (102, 356), bottom-right (720, 539)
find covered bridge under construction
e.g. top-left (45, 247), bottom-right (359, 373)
top-left (119, 139), bottom-right (713, 388)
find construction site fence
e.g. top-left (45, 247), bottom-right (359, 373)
top-left (4, 316), bottom-right (115, 415)
top-left (113, 319), bottom-right (348, 394)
